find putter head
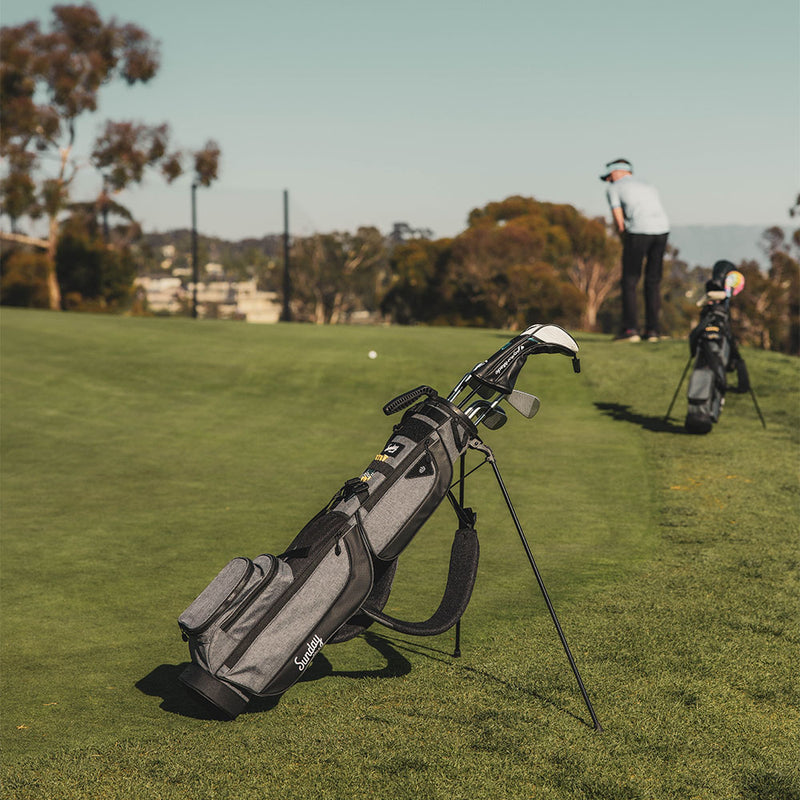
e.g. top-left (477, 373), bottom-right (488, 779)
top-left (467, 324), bottom-right (580, 395)
top-left (507, 390), bottom-right (540, 418)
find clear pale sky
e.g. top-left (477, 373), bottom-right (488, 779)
top-left (2, 0), bottom-right (799, 240)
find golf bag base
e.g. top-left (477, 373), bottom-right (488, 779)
top-left (685, 367), bottom-right (722, 433)
top-left (178, 393), bottom-right (480, 718)
top-left (179, 663), bottom-right (250, 720)
top-left (685, 413), bottom-right (713, 435)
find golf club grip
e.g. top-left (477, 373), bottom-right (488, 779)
top-left (383, 385), bottom-right (438, 415)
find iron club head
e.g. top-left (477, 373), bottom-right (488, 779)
top-left (464, 400), bottom-right (508, 430)
top-left (507, 390), bottom-right (540, 418)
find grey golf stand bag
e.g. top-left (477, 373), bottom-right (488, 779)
top-left (178, 324), bottom-right (601, 729)
top-left (664, 260), bottom-right (765, 434)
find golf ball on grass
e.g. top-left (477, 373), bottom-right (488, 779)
top-left (368, 350), bottom-right (377, 359)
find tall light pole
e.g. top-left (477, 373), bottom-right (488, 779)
top-left (280, 188), bottom-right (292, 321)
top-left (191, 181), bottom-right (198, 318)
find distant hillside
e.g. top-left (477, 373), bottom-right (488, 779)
top-left (139, 224), bottom-right (793, 272)
top-left (669, 225), bottom-right (792, 268)
top-left (141, 229), bottom-right (284, 259)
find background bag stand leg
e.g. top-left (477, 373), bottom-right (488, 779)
top-left (747, 380), bottom-right (767, 429)
top-left (737, 356), bottom-right (767, 428)
top-left (459, 441), bottom-right (602, 731)
top-left (665, 352), bottom-right (766, 428)
top-left (664, 354), bottom-right (694, 421)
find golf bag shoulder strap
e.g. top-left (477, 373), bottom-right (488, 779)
top-left (364, 523), bottom-right (480, 637)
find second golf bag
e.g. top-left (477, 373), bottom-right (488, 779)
top-left (685, 260), bottom-right (749, 433)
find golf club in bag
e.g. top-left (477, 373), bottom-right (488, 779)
top-left (664, 260), bottom-right (766, 433)
top-left (178, 324), bottom-right (601, 729)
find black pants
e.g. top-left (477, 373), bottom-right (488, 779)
top-left (621, 232), bottom-right (669, 334)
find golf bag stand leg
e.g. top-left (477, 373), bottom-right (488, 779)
top-left (749, 384), bottom-right (767, 428)
top-left (453, 453), bottom-right (467, 658)
top-left (741, 357), bottom-right (767, 429)
top-left (474, 441), bottom-right (602, 731)
top-left (664, 354), bottom-right (694, 421)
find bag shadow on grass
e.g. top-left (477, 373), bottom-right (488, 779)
top-left (594, 401), bottom-right (689, 434)
top-left (135, 631), bottom-right (412, 719)
top-left (134, 663), bottom-right (264, 720)
top-left (364, 631), bottom-right (592, 729)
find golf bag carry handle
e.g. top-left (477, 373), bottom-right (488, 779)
top-left (383, 385), bottom-right (439, 415)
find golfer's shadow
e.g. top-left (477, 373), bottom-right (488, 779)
top-left (135, 631), bottom-right (412, 720)
top-left (594, 401), bottom-right (688, 433)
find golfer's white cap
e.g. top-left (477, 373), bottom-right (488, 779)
top-left (600, 159), bottom-right (633, 180)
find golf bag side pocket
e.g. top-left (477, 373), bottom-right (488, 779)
top-left (178, 555), bottom-right (275, 637)
top-left (348, 396), bottom-right (477, 560)
top-left (686, 367), bottom-right (717, 433)
top-left (178, 513), bottom-right (374, 718)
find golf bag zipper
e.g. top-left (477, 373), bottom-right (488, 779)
top-left (222, 518), bottom-right (352, 669)
top-left (218, 556), bottom-right (279, 633)
top-left (179, 557), bottom-right (257, 638)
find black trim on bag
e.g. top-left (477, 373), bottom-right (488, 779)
top-left (363, 460), bottom-right (394, 479)
top-left (395, 418), bottom-right (435, 444)
top-left (423, 397), bottom-right (480, 439)
top-left (418, 404), bottom-right (448, 425)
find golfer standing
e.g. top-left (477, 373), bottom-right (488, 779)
top-left (601, 158), bottom-right (670, 342)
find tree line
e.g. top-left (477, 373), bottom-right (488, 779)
top-left (3, 185), bottom-right (798, 355)
top-left (275, 200), bottom-right (798, 355)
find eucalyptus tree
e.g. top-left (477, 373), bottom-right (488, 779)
top-left (0, 3), bottom-right (219, 309)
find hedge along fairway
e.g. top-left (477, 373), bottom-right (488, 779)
top-left (1, 308), bottom-right (798, 800)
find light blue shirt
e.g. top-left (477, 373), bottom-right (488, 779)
top-left (606, 175), bottom-right (669, 235)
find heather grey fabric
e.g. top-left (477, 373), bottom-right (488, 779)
top-left (220, 545), bottom-right (351, 692)
top-left (185, 556), bottom-right (291, 674)
top-left (342, 399), bottom-right (474, 558)
top-left (687, 369), bottom-right (713, 404)
top-left (362, 460), bottom-right (436, 549)
top-left (179, 396), bottom-right (478, 710)
top-left (180, 524), bottom-right (374, 703)
top-left (178, 556), bottom-right (255, 634)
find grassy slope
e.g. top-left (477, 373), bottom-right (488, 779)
top-left (1, 309), bottom-right (797, 800)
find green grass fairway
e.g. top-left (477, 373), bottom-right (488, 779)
top-left (2, 308), bottom-right (798, 800)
